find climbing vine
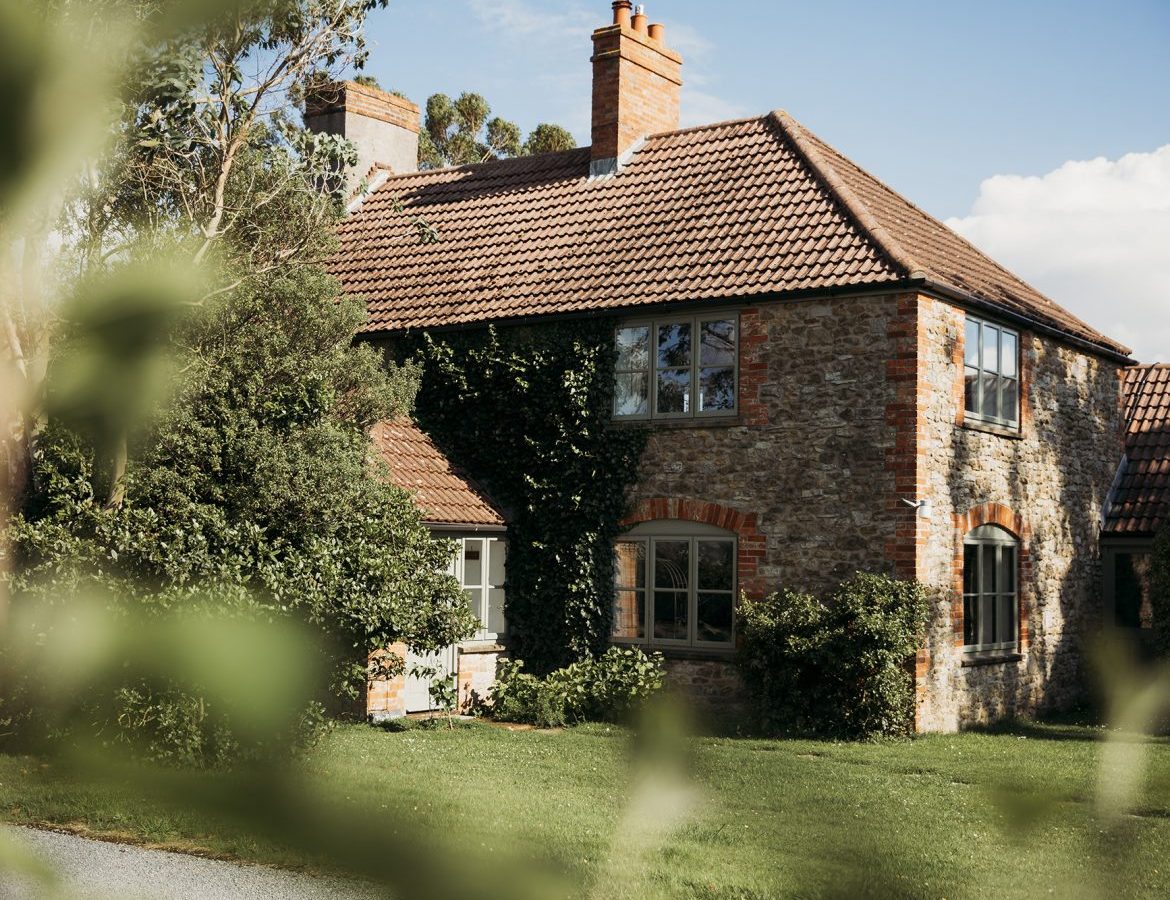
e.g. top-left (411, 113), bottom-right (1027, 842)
top-left (403, 319), bottom-right (647, 674)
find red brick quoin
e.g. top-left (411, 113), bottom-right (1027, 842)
top-left (621, 498), bottom-right (768, 599)
top-left (952, 502), bottom-right (1034, 650)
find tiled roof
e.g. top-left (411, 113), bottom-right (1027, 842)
top-left (1105, 365), bottom-right (1170, 536)
top-left (372, 419), bottom-right (505, 528)
top-left (331, 111), bottom-right (1128, 357)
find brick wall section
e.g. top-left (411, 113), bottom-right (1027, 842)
top-left (305, 81), bottom-right (420, 133)
top-left (591, 24), bottom-right (682, 163)
top-left (628, 295), bottom-right (902, 599)
top-left (367, 642), bottom-right (407, 721)
top-left (913, 294), bottom-right (1125, 730)
top-left (457, 646), bottom-right (504, 712)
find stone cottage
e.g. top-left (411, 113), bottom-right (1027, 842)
top-left (319, 2), bottom-right (1143, 730)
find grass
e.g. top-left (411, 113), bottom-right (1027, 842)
top-left (4, 719), bottom-right (1170, 898)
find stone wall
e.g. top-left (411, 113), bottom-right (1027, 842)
top-left (628, 296), bottom-right (904, 600)
top-left (911, 295), bottom-right (1125, 731)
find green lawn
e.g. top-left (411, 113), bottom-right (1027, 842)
top-left (3, 720), bottom-right (1170, 899)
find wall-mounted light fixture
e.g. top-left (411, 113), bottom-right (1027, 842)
top-left (901, 498), bottom-right (933, 520)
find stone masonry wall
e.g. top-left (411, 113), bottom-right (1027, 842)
top-left (912, 295), bottom-right (1125, 731)
top-left (629, 296), bottom-right (905, 601)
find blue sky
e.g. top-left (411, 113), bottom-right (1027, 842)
top-left (360, 0), bottom-right (1170, 361)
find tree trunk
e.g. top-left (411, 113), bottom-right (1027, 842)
top-left (104, 433), bottom-right (128, 510)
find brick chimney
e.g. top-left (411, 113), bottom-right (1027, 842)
top-left (590, 2), bottom-right (683, 176)
top-left (304, 80), bottom-right (420, 191)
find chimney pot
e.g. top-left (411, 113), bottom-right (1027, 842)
top-left (590, 2), bottom-right (682, 174)
top-left (648, 22), bottom-right (664, 41)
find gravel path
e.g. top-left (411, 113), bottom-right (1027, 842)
top-left (1, 827), bottom-right (381, 899)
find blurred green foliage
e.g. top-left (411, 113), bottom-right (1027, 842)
top-left (1150, 524), bottom-right (1170, 654)
top-left (738, 572), bottom-right (931, 738)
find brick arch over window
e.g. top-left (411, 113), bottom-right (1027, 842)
top-left (952, 502), bottom-right (1034, 649)
top-left (621, 498), bottom-right (767, 598)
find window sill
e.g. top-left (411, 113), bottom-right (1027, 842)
top-left (610, 416), bottom-right (743, 430)
top-left (615, 643), bottom-right (736, 662)
top-left (959, 419), bottom-right (1023, 441)
top-left (961, 651), bottom-right (1023, 668)
top-left (459, 641), bottom-right (505, 655)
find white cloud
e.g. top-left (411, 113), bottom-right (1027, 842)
top-left (946, 147), bottom-right (1170, 363)
top-left (464, 0), bottom-right (594, 39)
top-left (679, 88), bottom-right (750, 128)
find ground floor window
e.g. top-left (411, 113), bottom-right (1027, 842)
top-left (613, 521), bottom-right (736, 649)
top-left (447, 536), bottom-right (506, 641)
top-left (1103, 545), bottom-right (1154, 630)
top-left (963, 524), bottom-right (1019, 652)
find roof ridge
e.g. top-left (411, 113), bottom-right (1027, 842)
top-left (368, 146), bottom-right (590, 187)
top-left (646, 113), bottom-right (773, 140)
top-left (769, 110), bottom-right (921, 279)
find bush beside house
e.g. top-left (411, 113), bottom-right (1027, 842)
top-left (738, 573), bottom-right (931, 739)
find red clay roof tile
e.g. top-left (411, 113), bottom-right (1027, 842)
top-left (372, 419), bottom-right (505, 528)
top-left (1105, 365), bottom-right (1170, 536)
top-left (331, 111), bottom-right (1128, 357)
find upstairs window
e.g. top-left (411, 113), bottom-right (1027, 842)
top-left (614, 315), bottom-right (738, 420)
top-left (964, 316), bottom-right (1020, 428)
top-left (962, 525), bottom-right (1019, 653)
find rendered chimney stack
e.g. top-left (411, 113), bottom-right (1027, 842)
top-left (304, 80), bottom-right (420, 193)
top-left (590, 1), bottom-right (683, 177)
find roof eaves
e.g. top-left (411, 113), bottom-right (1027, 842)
top-left (770, 110), bottom-right (920, 279)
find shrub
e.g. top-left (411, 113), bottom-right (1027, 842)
top-left (488, 647), bottom-right (665, 728)
top-left (738, 573), bottom-right (931, 739)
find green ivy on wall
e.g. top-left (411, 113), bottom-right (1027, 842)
top-left (401, 319), bottom-right (647, 674)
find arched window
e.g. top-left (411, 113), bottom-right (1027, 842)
top-left (963, 524), bottom-right (1019, 652)
top-left (613, 520), bottom-right (736, 649)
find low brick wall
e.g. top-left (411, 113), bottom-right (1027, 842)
top-left (366, 642), bottom-right (507, 720)
top-left (457, 644), bottom-right (505, 712)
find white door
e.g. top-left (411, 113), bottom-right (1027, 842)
top-left (404, 643), bottom-right (458, 713)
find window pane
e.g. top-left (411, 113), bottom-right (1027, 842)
top-left (982, 545), bottom-right (998, 595)
top-left (657, 323), bottom-right (692, 368)
top-left (999, 545), bottom-right (1017, 594)
top-left (616, 326), bottom-right (650, 371)
top-left (657, 369), bottom-right (691, 414)
top-left (1001, 331), bottom-right (1018, 378)
top-left (488, 540), bottom-right (506, 588)
top-left (653, 590), bottom-right (689, 641)
top-left (996, 593), bottom-right (1016, 645)
top-left (614, 542), bottom-right (646, 590)
top-left (964, 592), bottom-right (978, 646)
top-left (1001, 378), bottom-right (1019, 424)
top-left (463, 541), bottom-right (483, 587)
top-left (697, 593), bottom-right (733, 644)
top-left (487, 588), bottom-right (506, 635)
top-left (613, 589), bottom-right (645, 640)
top-left (615, 372), bottom-right (649, 417)
top-left (700, 320), bottom-right (736, 367)
top-left (982, 324), bottom-right (1000, 373)
top-left (654, 540), bottom-right (690, 589)
top-left (965, 366), bottom-right (979, 415)
top-left (965, 319), bottom-right (981, 367)
top-left (466, 587), bottom-right (484, 628)
top-left (964, 544), bottom-right (978, 595)
top-left (699, 367), bottom-right (735, 412)
top-left (980, 594), bottom-right (995, 646)
top-left (980, 373), bottom-right (1000, 419)
top-left (698, 540), bottom-right (735, 590)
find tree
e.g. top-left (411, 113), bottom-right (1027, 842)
top-left (418, 91), bottom-right (575, 169)
top-left (3, 0), bottom-right (477, 761)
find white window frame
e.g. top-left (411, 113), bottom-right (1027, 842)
top-left (613, 313), bottom-right (740, 421)
top-left (962, 525), bottom-right (1019, 654)
top-left (612, 521), bottom-right (737, 650)
top-left (964, 315), bottom-right (1021, 429)
top-left (449, 537), bottom-right (506, 642)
